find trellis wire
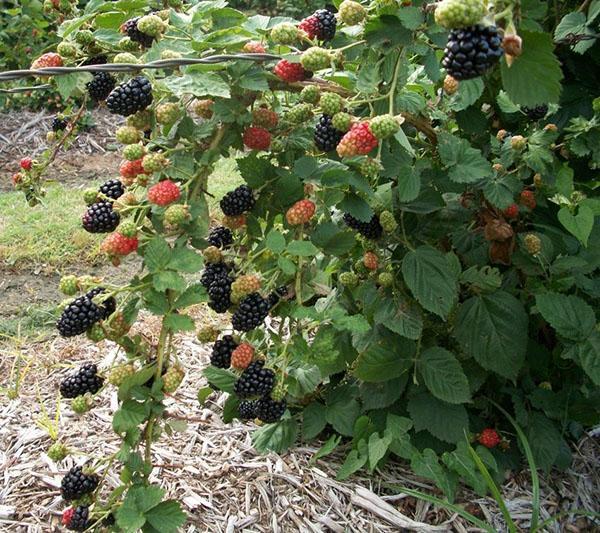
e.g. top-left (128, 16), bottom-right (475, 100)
top-left (0, 53), bottom-right (281, 93)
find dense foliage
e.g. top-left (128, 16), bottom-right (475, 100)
top-left (8, 0), bottom-right (600, 529)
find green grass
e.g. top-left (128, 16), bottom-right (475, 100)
top-left (0, 182), bottom-right (103, 268)
top-left (0, 304), bottom-right (59, 339)
top-left (207, 156), bottom-right (244, 210)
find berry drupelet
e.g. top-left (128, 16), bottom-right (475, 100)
top-left (86, 72), bottom-right (116, 102)
top-left (210, 335), bottom-right (238, 368)
top-left (207, 226), bottom-right (233, 249)
top-left (61, 466), bottom-right (99, 501)
top-left (56, 287), bottom-right (115, 337)
top-left (234, 360), bottom-right (275, 399)
top-left (106, 76), bottom-right (153, 117)
top-left (343, 213), bottom-right (383, 240)
top-left (98, 178), bottom-right (124, 201)
top-left (82, 200), bottom-right (120, 233)
top-left (314, 115), bottom-right (344, 152)
top-left (219, 185), bottom-right (255, 217)
top-left (60, 363), bottom-right (104, 398)
top-left (231, 292), bottom-right (270, 332)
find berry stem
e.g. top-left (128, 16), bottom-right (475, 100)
top-left (295, 227), bottom-right (304, 305)
top-left (388, 49), bottom-right (404, 116)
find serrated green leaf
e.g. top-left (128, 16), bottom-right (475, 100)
top-left (265, 229), bottom-right (286, 253)
top-left (450, 78), bottom-right (484, 111)
top-left (565, 331), bottom-right (600, 385)
top-left (410, 448), bottom-right (457, 500)
top-left (419, 347), bottom-right (470, 404)
top-left (558, 205), bottom-right (595, 246)
top-left (302, 402), bottom-right (327, 439)
top-left (438, 133), bottom-right (492, 184)
top-left (354, 337), bottom-right (415, 382)
top-left (252, 417), bottom-right (298, 453)
top-left (311, 222), bottom-right (355, 256)
top-left (145, 237), bottom-right (171, 272)
top-left (526, 412), bottom-right (561, 472)
top-left (326, 385), bottom-right (361, 436)
top-left (339, 194), bottom-right (373, 222)
top-left (174, 284), bottom-right (207, 308)
top-left (164, 313), bottom-right (195, 333)
top-left (407, 392), bottom-right (469, 444)
top-left (152, 271), bottom-right (186, 293)
top-left (113, 400), bottom-right (148, 433)
top-left (167, 247), bottom-right (203, 273)
top-left (165, 68), bottom-right (230, 98)
top-left (277, 255), bottom-right (296, 275)
top-left (145, 500), bottom-right (186, 533)
top-left (203, 367), bottom-right (237, 394)
top-left (536, 292), bottom-right (595, 341)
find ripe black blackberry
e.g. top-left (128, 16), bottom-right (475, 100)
top-left (238, 400), bottom-right (257, 420)
top-left (82, 55), bottom-right (108, 66)
top-left (51, 116), bottom-right (69, 132)
top-left (314, 9), bottom-right (337, 41)
top-left (86, 72), bottom-right (116, 102)
top-left (60, 363), bottom-right (104, 398)
top-left (442, 25), bottom-right (503, 80)
top-left (65, 506), bottom-right (90, 531)
top-left (267, 285), bottom-right (288, 309)
top-left (207, 274), bottom-right (233, 314)
top-left (99, 179), bottom-right (125, 201)
top-left (122, 17), bottom-right (155, 48)
top-left (521, 104), bottom-right (548, 120)
top-left (256, 397), bottom-right (287, 423)
top-left (234, 360), bottom-right (275, 399)
top-left (207, 226), bottom-right (233, 248)
top-left (57, 287), bottom-right (115, 338)
top-left (219, 185), bottom-right (255, 217)
top-left (231, 292), bottom-right (270, 332)
top-left (82, 200), bottom-right (120, 233)
top-left (343, 213), bottom-right (383, 240)
top-left (210, 335), bottom-right (238, 368)
top-left (61, 466), bottom-right (99, 501)
top-left (201, 262), bottom-right (231, 289)
top-left (314, 115), bottom-right (344, 152)
top-left (106, 76), bottom-right (153, 117)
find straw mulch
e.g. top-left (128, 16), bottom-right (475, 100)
top-left (1, 310), bottom-right (598, 532)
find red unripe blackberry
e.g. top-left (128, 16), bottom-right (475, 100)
top-left (106, 76), bottom-right (153, 117)
top-left (207, 226), bottom-right (233, 248)
top-left (520, 190), bottom-right (536, 210)
top-left (20, 157), bottom-right (33, 170)
top-left (121, 17), bottom-right (154, 47)
top-left (337, 122), bottom-right (379, 157)
top-left (238, 400), bottom-right (257, 420)
top-left (82, 200), bottom-right (120, 233)
top-left (231, 342), bottom-right (254, 370)
top-left (478, 428), bottom-right (501, 448)
top-left (31, 52), bottom-right (63, 70)
top-left (363, 251), bottom-right (379, 270)
top-left (234, 360), bottom-right (275, 399)
top-left (503, 203), bottom-right (519, 219)
top-left (314, 114), bottom-right (344, 152)
top-left (60, 363), bottom-right (104, 398)
top-left (210, 335), bottom-right (238, 368)
top-left (119, 159), bottom-right (147, 181)
top-left (99, 178), bottom-right (124, 201)
top-left (299, 9), bottom-right (337, 41)
top-left (101, 232), bottom-right (139, 257)
top-left (61, 466), bottom-right (99, 501)
top-left (243, 126), bottom-right (271, 151)
top-left (56, 288), bottom-right (116, 337)
top-left (231, 292), bottom-right (270, 332)
top-left (286, 199), bottom-right (316, 225)
top-left (148, 179), bottom-right (181, 206)
top-left (220, 185), bottom-right (255, 217)
top-left (273, 60), bottom-right (310, 83)
top-left (343, 213), bottom-right (383, 240)
top-left (86, 72), bottom-right (116, 102)
top-left (252, 107), bottom-right (279, 130)
top-left (243, 41), bottom-right (266, 53)
top-left (62, 505), bottom-right (90, 531)
top-left (255, 396), bottom-right (287, 423)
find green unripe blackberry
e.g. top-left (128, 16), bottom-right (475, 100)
top-left (197, 325), bottom-right (220, 343)
top-left (271, 385), bottom-right (287, 402)
top-left (286, 103), bottom-right (313, 124)
top-left (271, 139), bottom-right (284, 152)
top-left (161, 49), bottom-right (182, 60)
top-left (332, 112), bottom-right (353, 132)
top-left (142, 152), bottom-right (169, 173)
top-left (339, 271), bottom-right (359, 287)
top-left (370, 114), bottom-right (400, 139)
top-left (354, 259), bottom-right (369, 276)
top-left (301, 85), bottom-right (320, 104)
top-left (377, 272), bottom-right (394, 287)
top-left (434, 0), bottom-right (486, 29)
top-left (339, 0), bottom-right (367, 25)
top-left (86, 324), bottom-right (106, 342)
top-left (108, 364), bottom-right (136, 386)
top-left (137, 14), bottom-right (166, 37)
top-left (123, 143), bottom-right (145, 161)
top-left (271, 22), bottom-right (300, 45)
top-left (163, 365), bottom-right (185, 393)
top-left (75, 30), bottom-right (94, 45)
top-left (301, 47), bottom-right (332, 72)
top-left (127, 109), bottom-right (153, 131)
top-left (71, 394), bottom-right (92, 414)
top-left (523, 233), bottom-right (542, 255)
top-left (113, 53), bottom-right (139, 64)
top-left (379, 210), bottom-right (398, 232)
top-left (118, 37), bottom-right (140, 52)
top-left (359, 157), bottom-right (382, 178)
top-left (57, 42), bottom-right (78, 58)
top-left (83, 188), bottom-right (99, 205)
top-left (593, 97), bottom-right (600, 114)
top-left (115, 126), bottom-right (141, 145)
top-left (117, 220), bottom-right (137, 238)
top-left (164, 204), bottom-right (190, 227)
top-left (60, 275), bottom-right (79, 296)
top-left (203, 246), bottom-right (222, 264)
top-left (320, 92), bottom-right (344, 116)
top-left (47, 441), bottom-right (70, 462)
top-left (155, 102), bottom-right (180, 125)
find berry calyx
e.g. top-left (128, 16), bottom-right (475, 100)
top-left (478, 428), bottom-right (501, 449)
top-left (231, 342), bottom-right (255, 370)
top-left (148, 179), bottom-right (181, 206)
top-left (337, 122), bottom-right (379, 157)
top-left (286, 199), bottom-right (316, 225)
top-left (243, 126), bottom-right (271, 151)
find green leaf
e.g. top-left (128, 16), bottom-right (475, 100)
top-left (526, 413), bottom-right (561, 472)
top-left (286, 240), bottom-right (319, 257)
top-left (203, 367), bottom-right (236, 394)
top-left (165, 67), bottom-right (230, 98)
top-left (336, 449), bottom-right (368, 480)
top-left (55, 72), bottom-right (92, 100)
top-left (450, 78), bottom-right (484, 111)
top-left (407, 392), bottom-right (469, 444)
top-left (252, 417), bottom-right (298, 453)
top-left (419, 347), bottom-right (471, 404)
top-left (113, 400), bottom-right (147, 433)
top-left (557, 205), bottom-right (595, 246)
top-left (442, 441), bottom-right (487, 496)
top-left (277, 256), bottom-right (296, 275)
top-left (174, 284), bottom-right (207, 308)
top-left (287, 364), bottom-right (321, 396)
top-left (265, 229), bottom-right (286, 253)
top-left (385, 414), bottom-right (413, 441)
top-left (396, 166), bottom-right (421, 202)
top-left (496, 90), bottom-right (520, 113)
top-left (168, 247), bottom-right (203, 273)
top-left (454, 291), bottom-right (528, 380)
top-left (374, 298), bottom-right (423, 340)
top-left (501, 31), bottom-right (563, 106)
top-left (326, 385), bottom-right (361, 436)
top-left (554, 12), bottom-right (596, 54)
top-left (152, 271), bottom-right (186, 293)
top-left (354, 337), bottom-right (415, 382)
top-left (368, 432), bottom-right (391, 470)
top-left (565, 331), bottom-right (600, 386)
top-left (536, 292), bottom-right (596, 341)
top-left (360, 378), bottom-right (408, 410)
top-left (437, 133), bottom-right (492, 184)
top-left (145, 500), bottom-right (186, 533)
top-left (164, 314), bottom-right (195, 333)
top-left (339, 194), bottom-right (373, 222)
top-left (302, 402), bottom-right (327, 439)
top-left (145, 237), bottom-right (171, 272)
top-left (402, 246), bottom-right (459, 319)
top-left (312, 434), bottom-right (342, 463)
top-left (311, 222), bottom-right (355, 256)
top-left (483, 174), bottom-right (522, 209)
top-left (410, 448), bottom-right (457, 501)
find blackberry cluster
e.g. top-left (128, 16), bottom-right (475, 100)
top-left (521, 105), bottom-right (548, 120)
top-left (123, 17), bottom-right (154, 47)
top-left (207, 226), bottom-right (233, 248)
top-left (86, 72), bottom-right (116, 102)
top-left (234, 360), bottom-right (275, 399)
top-left (267, 286), bottom-right (288, 309)
top-left (442, 25), bottom-right (503, 80)
top-left (314, 115), bottom-right (344, 152)
top-left (82, 200), bottom-right (120, 233)
top-left (200, 262), bottom-right (231, 289)
top-left (51, 116), bottom-right (69, 132)
top-left (106, 76), bottom-right (153, 117)
top-left (207, 272), bottom-right (233, 313)
top-left (219, 185), bottom-right (255, 217)
top-left (60, 363), bottom-right (104, 398)
top-left (231, 293), bottom-right (270, 332)
top-left (57, 287), bottom-right (116, 337)
top-left (256, 397), bottom-right (287, 423)
top-left (66, 506), bottom-right (89, 531)
top-left (99, 179), bottom-right (124, 200)
top-left (61, 466), bottom-right (99, 501)
top-left (238, 400), bottom-right (257, 420)
top-left (210, 335), bottom-right (238, 368)
top-left (343, 213), bottom-right (383, 240)
top-left (314, 9), bottom-right (337, 41)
